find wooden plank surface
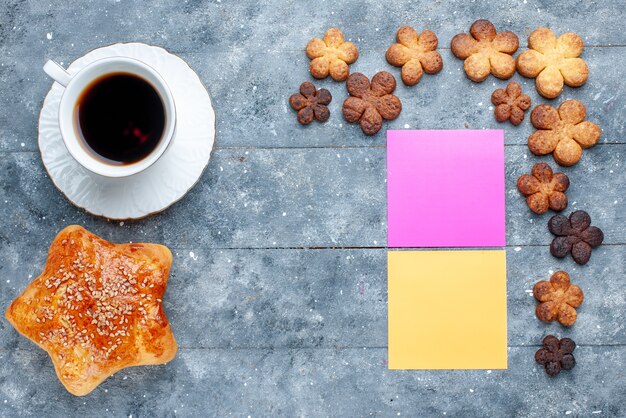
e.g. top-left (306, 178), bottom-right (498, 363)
top-left (1, 245), bottom-right (624, 350)
top-left (1, 48), bottom-right (624, 151)
top-left (0, 0), bottom-right (624, 416)
top-left (0, 347), bottom-right (623, 416)
top-left (0, 146), bottom-right (624, 247)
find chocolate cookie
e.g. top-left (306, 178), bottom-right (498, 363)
top-left (528, 100), bottom-right (601, 166)
top-left (517, 27), bottom-right (588, 99)
top-left (535, 335), bottom-right (576, 377)
top-left (385, 26), bottom-right (443, 86)
top-left (491, 82), bottom-right (531, 126)
top-left (548, 210), bottom-right (604, 265)
top-left (450, 19), bottom-right (519, 82)
top-left (533, 271), bottom-right (583, 327)
top-left (342, 71), bottom-right (402, 135)
top-left (517, 163), bottom-right (569, 214)
top-left (289, 82), bottom-right (332, 125)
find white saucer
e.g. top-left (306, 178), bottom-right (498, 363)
top-left (39, 43), bottom-right (215, 220)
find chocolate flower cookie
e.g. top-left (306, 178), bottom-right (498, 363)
top-left (517, 28), bottom-right (588, 99)
top-left (548, 210), bottom-right (604, 265)
top-left (450, 19), bottom-right (519, 82)
top-left (533, 271), bottom-right (583, 326)
top-left (535, 335), bottom-right (576, 377)
top-left (385, 26), bottom-right (443, 86)
top-left (289, 82), bottom-right (332, 125)
top-left (342, 71), bottom-right (402, 135)
top-left (491, 81), bottom-right (531, 126)
top-left (528, 99), bottom-right (601, 166)
top-left (517, 162), bottom-right (569, 214)
top-left (306, 28), bottom-right (359, 81)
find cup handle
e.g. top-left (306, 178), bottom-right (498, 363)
top-left (43, 60), bottom-right (72, 87)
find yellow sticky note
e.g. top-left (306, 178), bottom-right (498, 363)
top-left (388, 250), bottom-right (507, 369)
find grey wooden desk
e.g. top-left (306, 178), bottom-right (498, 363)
top-left (0, 0), bottom-right (624, 416)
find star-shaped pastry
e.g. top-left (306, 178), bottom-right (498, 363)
top-left (5, 225), bottom-right (177, 396)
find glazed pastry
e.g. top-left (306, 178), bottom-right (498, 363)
top-left (342, 71), bottom-right (402, 135)
top-left (528, 100), bottom-right (600, 166)
top-left (533, 271), bottom-right (583, 326)
top-left (450, 19), bottom-right (519, 82)
top-left (306, 28), bottom-right (359, 81)
top-left (385, 26), bottom-right (443, 86)
top-left (289, 82), bottom-right (332, 125)
top-left (535, 335), bottom-right (576, 377)
top-left (548, 210), bottom-right (604, 265)
top-left (5, 225), bottom-right (177, 396)
top-left (517, 27), bottom-right (588, 99)
top-left (517, 162), bottom-right (569, 214)
top-left (491, 81), bottom-right (531, 126)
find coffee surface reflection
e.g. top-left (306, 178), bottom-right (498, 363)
top-left (76, 73), bottom-right (165, 165)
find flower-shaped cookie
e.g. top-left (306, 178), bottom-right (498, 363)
top-left (385, 26), bottom-right (443, 86)
top-left (491, 81), bottom-right (531, 126)
top-left (533, 271), bottom-right (583, 326)
top-left (548, 210), bottom-right (604, 265)
top-left (528, 99), bottom-right (600, 166)
top-left (517, 28), bottom-right (588, 99)
top-left (289, 82), bottom-right (332, 125)
top-left (306, 28), bottom-right (359, 81)
top-left (342, 71), bottom-right (402, 135)
top-left (535, 335), bottom-right (576, 377)
top-left (450, 19), bottom-right (519, 82)
top-left (517, 162), bottom-right (569, 214)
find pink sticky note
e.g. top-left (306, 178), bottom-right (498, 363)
top-left (387, 130), bottom-right (505, 247)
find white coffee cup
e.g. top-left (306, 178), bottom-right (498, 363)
top-left (43, 57), bottom-right (176, 178)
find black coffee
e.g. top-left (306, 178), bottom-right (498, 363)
top-left (76, 73), bottom-right (165, 165)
